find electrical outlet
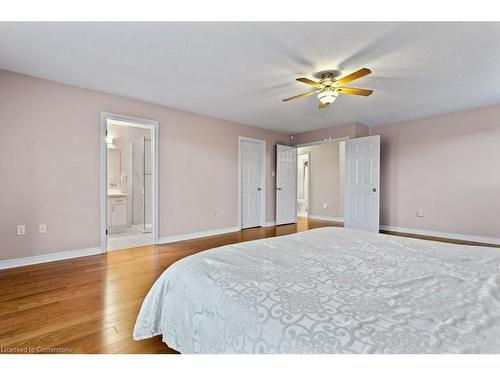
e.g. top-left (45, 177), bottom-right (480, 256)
top-left (322, 203), bottom-right (328, 209)
top-left (17, 225), bottom-right (26, 235)
top-left (39, 224), bottom-right (47, 234)
top-left (416, 209), bottom-right (424, 217)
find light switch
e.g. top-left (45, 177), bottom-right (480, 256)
top-left (322, 203), bottom-right (328, 209)
top-left (271, 171), bottom-right (275, 177)
top-left (39, 224), bottom-right (47, 233)
top-left (17, 225), bottom-right (26, 235)
top-left (417, 209), bottom-right (424, 217)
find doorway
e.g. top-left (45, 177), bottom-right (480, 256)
top-left (295, 140), bottom-right (345, 223)
top-left (239, 137), bottom-right (266, 229)
top-left (100, 112), bottom-right (159, 252)
top-left (291, 135), bottom-right (380, 232)
top-left (297, 153), bottom-right (310, 217)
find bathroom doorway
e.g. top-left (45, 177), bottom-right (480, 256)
top-left (100, 112), bottom-right (158, 252)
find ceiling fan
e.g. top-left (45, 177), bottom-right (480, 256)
top-left (282, 68), bottom-right (373, 109)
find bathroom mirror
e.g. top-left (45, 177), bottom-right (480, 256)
top-left (107, 148), bottom-right (121, 190)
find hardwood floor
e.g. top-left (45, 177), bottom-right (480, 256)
top-left (1, 217), bottom-right (497, 354)
top-left (0, 217), bottom-right (341, 354)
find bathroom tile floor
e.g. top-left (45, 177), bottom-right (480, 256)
top-left (107, 226), bottom-right (153, 251)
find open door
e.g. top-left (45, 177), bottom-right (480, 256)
top-left (276, 144), bottom-right (297, 225)
top-left (344, 135), bottom-right (380, 232)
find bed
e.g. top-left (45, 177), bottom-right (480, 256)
top-left (133, 227), bottom-right (500, 353)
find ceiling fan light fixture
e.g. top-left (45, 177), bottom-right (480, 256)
top-left (282, 68), bottom-right (373, 105)
top-left (317, 89), bottom-right (339, 105)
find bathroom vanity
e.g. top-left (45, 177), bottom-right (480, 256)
top-left (107, 193), bottom-right (128, 232)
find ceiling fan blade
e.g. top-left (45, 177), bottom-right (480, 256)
top-left (282, 90), bottom-right (320, 102)
top-left (296, 77), bottom-right (323, 88)
top-left (319, 102), bottom-right (328, 109)
top-left (337, 87), bottom-right (373, 96)
top-left (336, 68), bottom-right (371, 86)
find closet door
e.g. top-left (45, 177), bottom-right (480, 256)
top-left (344, 135), bottom-right (380, 232)
top-left (241, 139), bottom-right (263, 229)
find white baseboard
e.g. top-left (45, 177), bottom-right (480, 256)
top-left (308, 214), bottom-right (345, 223)
top-left (158, 226), bottom-right (240, 244)
top-left (379, 225), bottom-right (500, 245)
top-left (262, 221), bottom-right (276, 227)
top-left (0, 247), bottom-right (103, 270)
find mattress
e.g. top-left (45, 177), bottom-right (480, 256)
top-left (133, 227), bottom-right (500, 353)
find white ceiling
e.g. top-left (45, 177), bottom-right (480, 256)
top-left (1, 22), bottom-right (500, 134)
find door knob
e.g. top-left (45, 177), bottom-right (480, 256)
top-left (277, 187), bottom-right (282, 191)
top-left (372, 187), bottom-right (377, 192)
top-left (257, 188), bottom-right (262, 191)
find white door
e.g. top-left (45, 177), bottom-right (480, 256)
top-left (241, 139), bottom-right (263, 229)
top-left (344, 135), bottom-right (380, 232)
top-left (276, 144), bottom-right (297, 225)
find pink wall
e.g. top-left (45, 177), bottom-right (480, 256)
top-left (0, 70), bottom-right (289, 261)
top-left (370, 106), bottom-right (500, 238)
top-left (292, 113), bottom-right (500, 239)
top-left (1, 69), bottom-right (499, 263)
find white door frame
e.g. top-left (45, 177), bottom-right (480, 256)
top-left (100, 111), bottom-right (159, 252)
top-left (238, 136), bottom-right (266, 230)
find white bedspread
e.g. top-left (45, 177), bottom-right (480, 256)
top-left (133, 227), bottom-right (500, 353)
